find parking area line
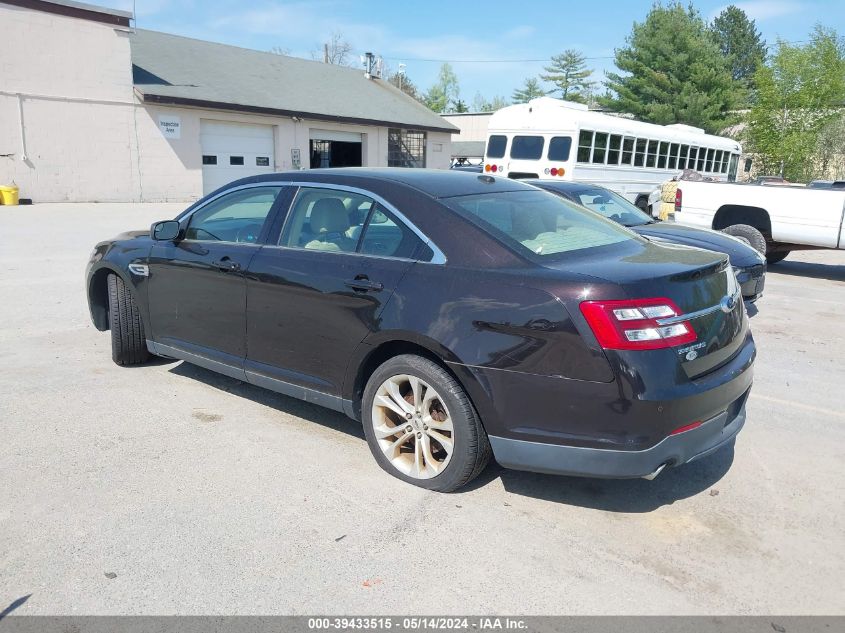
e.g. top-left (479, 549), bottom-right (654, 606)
top-left (753, 393), bottom-right (845, 419)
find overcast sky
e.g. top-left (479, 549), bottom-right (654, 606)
top-left (105, 0), bottom-right (845, 104)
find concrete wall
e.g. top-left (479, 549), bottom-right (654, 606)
top-left (441, 113), bottom-right (493, 142)
top-left (0, 2), bottom-right (137, 202)
top-left (0, 3), bottom-right (451, 203)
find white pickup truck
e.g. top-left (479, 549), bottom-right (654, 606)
top-left (672, 180), bottom-right (845, 264)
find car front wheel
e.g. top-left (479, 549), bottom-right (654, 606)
top-left (107, 273), bottom-right (150, 366)
top-left (362, 354), bottom-right (491, 492)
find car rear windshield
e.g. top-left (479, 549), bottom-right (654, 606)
top-left (442, 189), bottom-right (637, 258)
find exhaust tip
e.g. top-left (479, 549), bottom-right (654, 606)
top-left (642, 462), bottom-right (669, 481)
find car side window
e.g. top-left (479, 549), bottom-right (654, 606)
top-left (184, 186), bottom-right (282, 243)
top-left (358, 206), bottom-right (425, 259)
top-left (280, 188), bottom-right (373, 253)
top-left (279, 187), bottom-right (429, 260)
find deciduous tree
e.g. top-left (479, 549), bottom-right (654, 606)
top-left (423, 63), bottom-right (461, 113)
top-left (746, 27), bottom-right (845, 181)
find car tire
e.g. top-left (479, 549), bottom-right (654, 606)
top-left (766, 250), bottom-right (790, 265)
top-left (722, 224), bottom-right (767, 255)
top-left (362, 354), bottom-right (491, 492)
top-left (107, 273), bottom-right (150, 366)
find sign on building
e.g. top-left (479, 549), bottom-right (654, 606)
top-left (158, 114), bottom-right (181, 139)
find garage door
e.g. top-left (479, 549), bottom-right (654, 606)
top-left (200, 121), bottom-right (275, 195)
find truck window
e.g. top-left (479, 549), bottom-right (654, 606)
top-left (510, 136), bottom-right (544, 160)
top-left (577, 130), bottom-right (594, 163)
top-left (487, 135), bottom-right (507, 159)
top-left (548, 136), bottom-right (572, 161)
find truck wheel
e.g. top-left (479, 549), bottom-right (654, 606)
top-left (722, 224), bottom-right (767, 255)
top-left (107, 273), bottom-right (150, 366)
top-left (362, 354), bottom-right (491, 492)
top-left (766, 250), bottom-right (790, 265)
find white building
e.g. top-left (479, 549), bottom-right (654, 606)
top-left (0, 0), bottom-right (456, 202)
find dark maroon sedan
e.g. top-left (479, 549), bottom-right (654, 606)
top-left (86, 169), bottom-right (754, 491)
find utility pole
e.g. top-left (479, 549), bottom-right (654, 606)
top-left (323, 43), bottom-right (328, 64)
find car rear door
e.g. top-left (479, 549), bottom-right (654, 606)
top-left (244, 184), bottom-right (436, 399)
top-left (146, 184), bottom-right (288, 373)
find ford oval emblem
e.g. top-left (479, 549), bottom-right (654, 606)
top-left (719, 295), bottom-right (736, 313)
top-left (685, 350), bottom-right (698, 361)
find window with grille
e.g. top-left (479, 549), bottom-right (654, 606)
top-left (388, 129), bottom-right (426, 168)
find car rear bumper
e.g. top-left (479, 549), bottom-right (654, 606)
top-left (490, 388), bottom-right (749, 479)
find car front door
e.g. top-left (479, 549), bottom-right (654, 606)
top-left (244, 185), bottom-right (436, 401)
top-left (147, 184), bottom-right (287, 373)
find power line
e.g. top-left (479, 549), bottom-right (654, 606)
top-left (379, 38), bottom-right (815, 65)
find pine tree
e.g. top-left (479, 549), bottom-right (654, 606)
top-left (600, 3), bottom-right (738, 132)
top-left (512, 78), bottom-right (549, 104)
top-left (540, 50), bottom-right (594, 103)
top-left (710, 5), bottom-right (767, 88)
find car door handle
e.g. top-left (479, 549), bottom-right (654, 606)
top-left (211, 258), bottom-right (241, 273)
top-left (345, 276), bottom-right (384, 292)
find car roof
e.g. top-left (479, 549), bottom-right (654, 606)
top-left (242, 168), bottom-right (532, 199)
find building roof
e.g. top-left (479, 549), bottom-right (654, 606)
top-left (130, 30), bottom-right (457, 134)
top-left (5, 0), bottom-right (132, 26)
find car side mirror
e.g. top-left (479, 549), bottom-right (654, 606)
top-left (151, 220), bottom-right (181, 241)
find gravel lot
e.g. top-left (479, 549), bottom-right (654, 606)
top-left (1, 203), bottom-right (843, 615)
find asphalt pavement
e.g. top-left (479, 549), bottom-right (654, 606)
top-left (1, 203), bottom-right (843, 615)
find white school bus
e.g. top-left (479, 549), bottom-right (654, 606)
top-left (483, 97), bottom-right (742, 209)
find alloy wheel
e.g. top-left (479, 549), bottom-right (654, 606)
top-left (370, 374), bottom-right (454, 479)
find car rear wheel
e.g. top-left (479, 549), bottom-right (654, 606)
top-left (722, 224), bottom-right (767, 255)
top-left (107, 273), bottom-right (150, 366)
top-left (362, 354), bottom-right (491, 492)
top-left (766, 250), bottom-right (790, 265)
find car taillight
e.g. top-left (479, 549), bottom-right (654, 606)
top-left (675, 187), bottom-right (682, 213)
top-left (579, 298), bottom-right (696, 350)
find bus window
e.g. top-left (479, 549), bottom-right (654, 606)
top-left (634, 139), bottom-right (646, 167)
top-left (728, 153), bottom-right (739, 181)
top-left (621, 137), bottom-right (634, 165)
top-left (607, 135), bottom-right (622, 165)
top-left (577, 130), bottom-right (593, 163)
top-left (592, 132), bottom-right (609, 164)
top-left (688, 147), bottom-right (698, 170)
top-left (548, 136), bottom-right (573, 161)
top-left (713, 150), bottom-right (723, 173)
top-left (705, 148), bottom-right (715, 172)
top-left (487, 135), bottom-right (507, 159)
top-left (510, 136), bottom-right (544, 160)
top-left (667, 143), bottom-right (679, 170)
top-left (679, 145), bottom-right (690, 169)
top-left (657, 142), bottom-right (668, 169)
top-left (645, 140), bottom-right (657, 167)
top-left (696, 148), bottom-right (706, 172)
